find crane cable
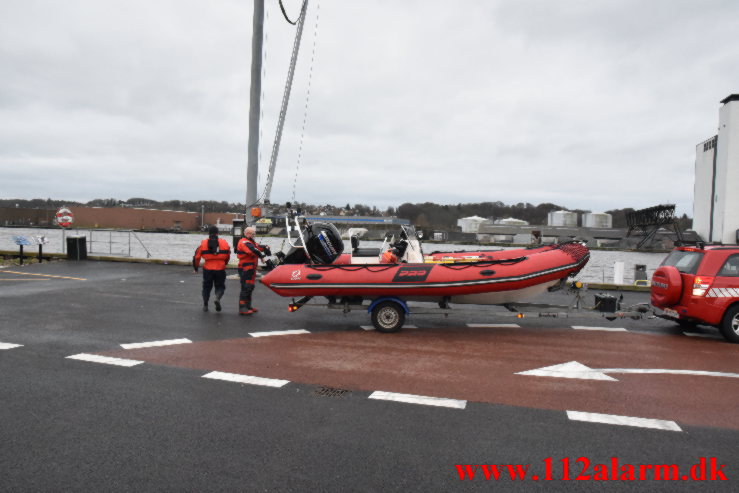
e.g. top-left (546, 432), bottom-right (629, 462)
top-left (260, 0), bottom-right (309, 206)
top-left (291, 0), bottom-right (320, 202)
top-left (279, 0), bottom-right (299, 25)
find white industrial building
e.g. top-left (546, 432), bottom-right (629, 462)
top-left (694, 94), bottom-right (739, 244)
top-left (456, 216), bottom-right (487, 233)
top-left (582, 212), bottom-right (612, 228)
top-left (547, 210), bottom-right (578, 227)
top-left (494, 217), bottom-right (529, 226)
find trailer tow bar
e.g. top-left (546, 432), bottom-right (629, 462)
top-left (288, 296), bottom-right (313, 312)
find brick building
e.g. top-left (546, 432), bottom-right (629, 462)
top-left (0, 206), bottom-right (240, 232)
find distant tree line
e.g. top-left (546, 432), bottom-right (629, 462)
top-left (0, 197), bottom-right (391, 217)
top-left (395, 202), bottom-right (693, 230)
top-left (0, 197), bottom-right (241, 213)
top-left (1, 197), bottom-right (692, 230)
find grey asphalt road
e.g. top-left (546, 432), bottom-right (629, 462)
top-left (1, 260), bottom-right (737, 492)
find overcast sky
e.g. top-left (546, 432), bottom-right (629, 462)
top-left (2, 0), bottom-right (738, 216)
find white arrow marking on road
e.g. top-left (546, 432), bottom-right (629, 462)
top-left (0, 342), bottom-right (23, 350)
top-left (517, 361), bottom-right (617, 380)
top-left (517, 361), bottom-right (739, 381)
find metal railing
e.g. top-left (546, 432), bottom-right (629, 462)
top-left (62, 229), bottom-right (152, 258)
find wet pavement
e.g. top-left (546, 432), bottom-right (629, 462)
top-left (1, 260), bottom-right (738, 491)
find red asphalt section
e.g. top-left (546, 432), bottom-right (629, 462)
top-left (102, 327), bottom-right (739, 430)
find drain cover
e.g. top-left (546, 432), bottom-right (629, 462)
top-left (313, 386), bottom-right (350, 398)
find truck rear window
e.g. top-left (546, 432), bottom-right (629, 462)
top-left (718, 254), bottom-right (739, 277)
top-left (661, 250), bottom-right (703, 274)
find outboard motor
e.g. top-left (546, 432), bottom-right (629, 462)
top-left (281, 222), bottom-right (344, 264)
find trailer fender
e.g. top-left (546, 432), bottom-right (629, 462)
top-left (368, 297), bottom-right (409, 315)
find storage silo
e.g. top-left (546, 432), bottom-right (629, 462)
top-left (693, 94), bottom-right (739, 244)
top-left (583, 212), bottom-right (612, 228)
top-left (494, 217), bottom-right (529, 226)
top-left (547, 210), bottom-right (578, 227)
top-left (456, 216), bottom-right (488, 233)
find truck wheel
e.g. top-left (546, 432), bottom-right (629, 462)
top-left (719, 305), bottom-right (739, 343)
top-left (371, 301), bottom-right (405, 333)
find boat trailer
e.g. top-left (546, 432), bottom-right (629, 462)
top-left (286, 281), bottom-right (654, 333)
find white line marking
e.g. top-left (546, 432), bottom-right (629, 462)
top-left (369, 391), bottom-right (466, 409)
top-left (0, 342), bottom-right (23, 350)
top-left (202, 371), bottom-right (289, 387)
top-left (359, 325), bottom-right (418, 331)
top-left (66, 353), bottom-right (144, 367)
top-left (683, 331), bottom-right (723, 340)
top-left (120, 338), bottom-right (192, 349)
top-left (572, 326), bottom-right (627, 332)
top-left (467, 323), bottom-right (521, 328)
top-left (249, 329), bottom-right (310, 338)
top-left (567, 410), bottom-right (682, 432)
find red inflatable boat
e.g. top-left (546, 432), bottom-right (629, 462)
top-left (260, 221), bottom-right (589, 306)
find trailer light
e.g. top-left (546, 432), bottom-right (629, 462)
top-left (288, 304), bottom-right (298, 312)
top-left (517, 313), bottom-right (525, 318)
top-left (692, 276), bottom-right (714, 297)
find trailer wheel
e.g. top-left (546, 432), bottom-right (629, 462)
top-left (371, 301), bottom-right (405, 333)
top-left (719, 305), bottom-right (739, 343)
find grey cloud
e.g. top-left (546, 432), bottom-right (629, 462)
top-left (2, 0), bottom-right (738, 217)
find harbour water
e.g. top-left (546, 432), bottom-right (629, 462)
top-left (0, 227), bottom-right (668, 285)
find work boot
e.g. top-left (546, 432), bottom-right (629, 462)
top-left (214, 300), bottom-right (222, 312)
top-left (203, 303), bottom-right (208, 312)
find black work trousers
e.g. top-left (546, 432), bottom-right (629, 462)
top-left (238, 266), bottom-right (256, 311)
top-left (202, 268), bottom-right (226, 304)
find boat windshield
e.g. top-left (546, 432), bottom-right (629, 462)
top-left (400, 224), bottom-right (424, 260)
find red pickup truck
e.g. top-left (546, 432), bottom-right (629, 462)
top-left (651, 245), bottom-right (739, 343)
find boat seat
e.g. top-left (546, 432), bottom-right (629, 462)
top-left (353, 248), bottom-right (381, 257)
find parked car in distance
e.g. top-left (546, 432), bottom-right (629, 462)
top-left (651, 244), bottom-right (739, 343)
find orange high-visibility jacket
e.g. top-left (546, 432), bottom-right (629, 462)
top-left (193, 237), bottom-right (231, 270)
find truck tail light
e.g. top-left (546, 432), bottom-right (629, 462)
top-left (692, 276), bottom-right (714, 297)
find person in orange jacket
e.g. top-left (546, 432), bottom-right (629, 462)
top-left (193, 225), bottom-right (231, 312)
top-left (381, 247), bottom-right (399, 264)
top-left (235, 226), bottom-right (269, 315)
